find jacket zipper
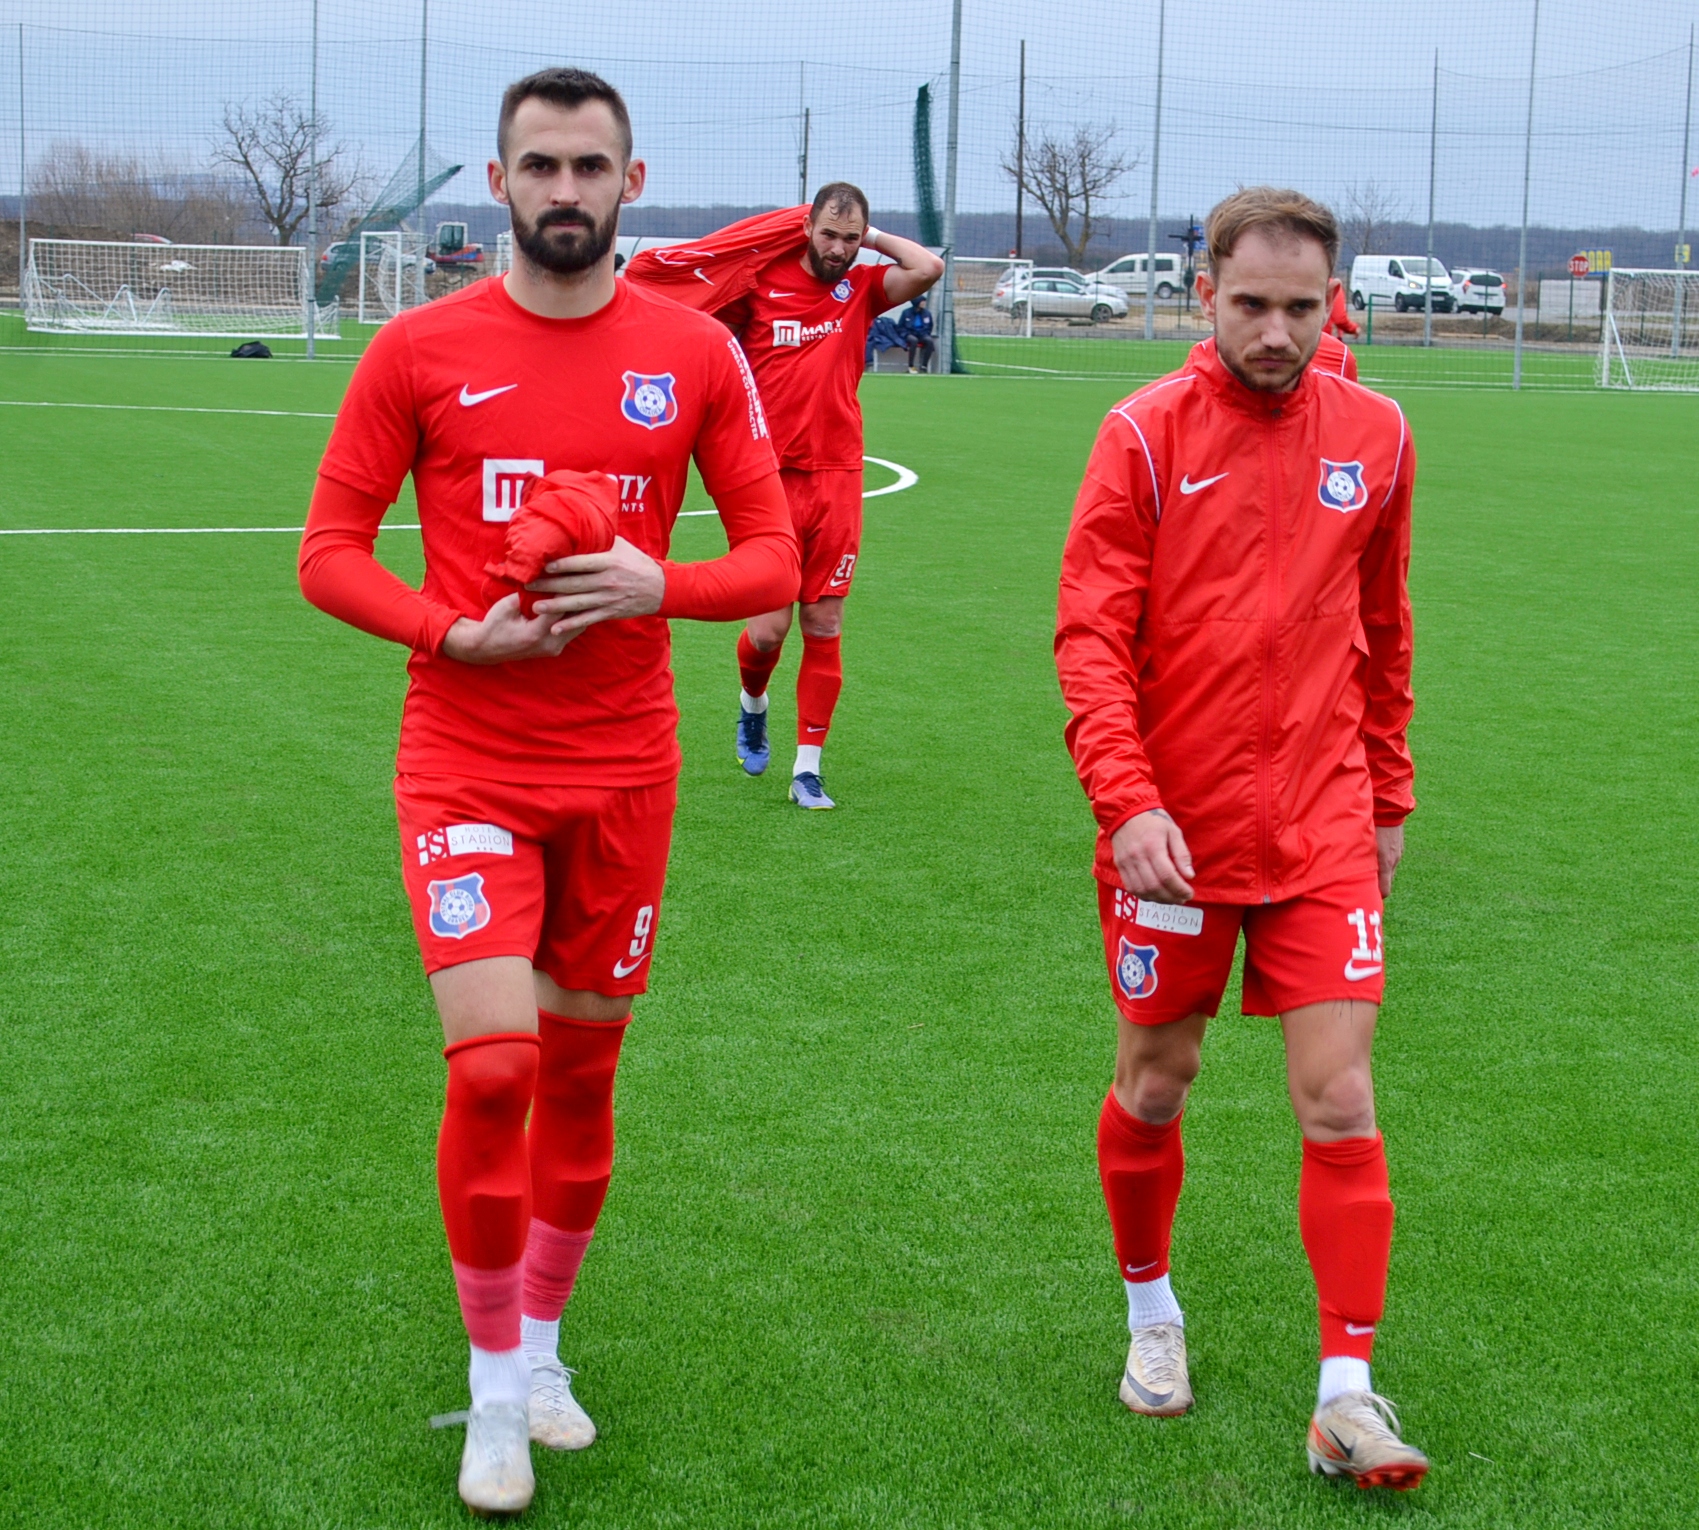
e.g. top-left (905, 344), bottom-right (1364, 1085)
top-left (1256, 411), bottom-right (1282, 902)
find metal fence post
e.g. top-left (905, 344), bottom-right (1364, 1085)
top-left (1143, 0), bottom-right (1166, 343)
top-left (940, 0), bottom-right (961, 373)
top-left (1513, 0), bottom-right (1540, 391)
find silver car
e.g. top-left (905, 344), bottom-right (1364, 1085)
top-left (994, 273), bottom-right (1129, 323)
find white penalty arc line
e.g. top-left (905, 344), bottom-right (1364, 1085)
top-left (0, 398), bottom-right (338, 419)
top-left (0, 458), bottom-right (917, 533)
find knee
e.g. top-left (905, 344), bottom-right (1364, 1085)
top-left (799, 607), bottom-right (843, 641)
top-left (1295, 1065), bottom-right (1377, 1139)
top-left (445, 1035), bottom-right (538, 1122)
top-left (1114, 1052), bottom-right (1199, 1125)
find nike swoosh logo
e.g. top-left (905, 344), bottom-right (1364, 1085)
top-left (1125, 1260), bottom-right (1158, 1276)
top-left (1343, 961), bottom-right (1383, 981)
top-left (803, 725), bottom-right (827, 734)
top-left (1123, 1371), bottom-right (1174, 1409)
top-left (694, 268), bottom-right (714, 284)
top-left (1344, 1322), bottom-right (1376, 1336)
top-left (1178, 472), bottom-right (1229, 495)
top-left (768, 289), bottom-right (794, 297)
top-left (612, 952), bottom-right (650, 979)
top-left (459, 383), bottom-right (517, 406)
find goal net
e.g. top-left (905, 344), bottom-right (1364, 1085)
top-left (491, 232), bottom-right (513, 276)
top-left (22, 239), bottom-right (338, 338)
top-left (951, 256), bottom-right (1033, 339)
top-left (1599, 269), bottom-right (1699, 390)
top-left (358, 230), bottom-right (429, 323)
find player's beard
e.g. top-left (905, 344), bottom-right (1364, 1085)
top-left (512, 202), bottom-right (619, 276)
top-left (806, 242), bottom-right (853, 283)
top-left (1219, 337), bottom-right (1312, 393)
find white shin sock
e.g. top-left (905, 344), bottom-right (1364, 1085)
top-left (1125, 1272), bottom-right (1183, 1330)
top-left (740, 689), bottom-right (769, 714)
top-left (520, 1314), bottom-right (560, 1368)
top-left (1317, 1355), bottom-right (1372, 1407)
top-left (794, 744), bottom-right (822, 777)
top-left (468, 1344), bottom-right (530, 1408)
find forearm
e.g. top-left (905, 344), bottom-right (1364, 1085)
top-left (298, 474), bottom-right (461, 653)
top-left (658, 473), bottom-right (800, 621)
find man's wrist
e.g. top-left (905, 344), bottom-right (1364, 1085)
top-left (863, 226), bottom-right (882, 252)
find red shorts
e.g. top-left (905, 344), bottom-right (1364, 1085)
top-left (395, 773), bottom-right (675, 993)
top-left (1097, 876), bottom-right (1386, 1025)
top-left (784, 466), bottom-right (863, 603)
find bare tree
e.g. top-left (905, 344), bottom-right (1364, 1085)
top-left (29, 142), bottom-right (249, 243)
top-left (1339, 181), bottom-right (1405, 262)
top-left (213, 93), bottom-right (361, 246)
top-left (1001, 122), bottom-right (1138, 269)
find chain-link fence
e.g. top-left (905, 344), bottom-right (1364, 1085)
top-left (1, 0), bottom-right (1693, 385)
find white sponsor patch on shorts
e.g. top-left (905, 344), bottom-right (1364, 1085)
top-left (417, 823), bottom-right (515, 865)
top-left (1134, 900), bottom-right (1204, 937)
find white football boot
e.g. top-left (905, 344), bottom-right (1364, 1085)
top-left (457, 1399), bottom-right (534, 1516)
top-left (529, 1357), bottom-right (597, 1450)
top-left (1308, 1390), bottom-right (1429, 1491)
top-left (1119, 1322), bottom-right (1193, 1416)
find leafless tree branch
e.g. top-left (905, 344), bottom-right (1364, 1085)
top-left (213, 93), bottom-right (361, 246)
top-left (1001, 122), bottom-right (1139, 269)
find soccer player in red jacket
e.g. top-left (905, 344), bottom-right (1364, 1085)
top-left (297, 69), bottom-right (796, 1515)
top-left (720, 184), bottom-right (943, 807)
top-left (1055, 187), bottom-right (1428, 1490)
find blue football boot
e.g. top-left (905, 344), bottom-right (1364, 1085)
top-left (789, 771), bottom-right (836, 809)
top-left (736, 706), bottom-right (770, 776)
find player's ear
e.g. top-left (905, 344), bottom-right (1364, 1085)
top-left (488, 159), bottom-right (509, 206)
top-left (621, 158), bottom-right (646, 205)
top-left (1326, 275), bottom-right (1342, 307)
top-left (1195, 267), bottom-right (1217, 318)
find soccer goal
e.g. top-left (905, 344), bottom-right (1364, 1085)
top-left (491, 232), bottom-right (513, 277)
top-left (22, 239), bottom-right (338, 338)
top-left (951, 256), bottom-right (1033, 338)
top-left (357, 230), bottom-right (430, 324)
top-left (1598, 268), bottom-right (1699, 390)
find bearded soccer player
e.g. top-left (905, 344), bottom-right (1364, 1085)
top-left (1055, 187), bottom-right (1428, 1490)
top-left (721, 184), bottom-right (943, 807)
top-left (297, 69), bottom-right (795, 1515)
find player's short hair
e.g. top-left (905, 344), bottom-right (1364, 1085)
top-left (1206, 187), bottom-right (1340, 276)
top-left (498, 67), bottom-right (633, 164)
top-left (810, 181), bottom-right (870, 227)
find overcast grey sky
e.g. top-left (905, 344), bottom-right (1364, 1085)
top-left (2, 0), bottom-right (1695, 230)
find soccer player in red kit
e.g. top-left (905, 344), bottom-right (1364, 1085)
top-left (721, 183), bottom-right (942, 807)
top-left (1055, 188), bottom-right (1428, 1490)
top-left (297, 69), bottom-right (796, 1515)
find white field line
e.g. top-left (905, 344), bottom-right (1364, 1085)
top-left (0, 399), bottom-right (337, 419)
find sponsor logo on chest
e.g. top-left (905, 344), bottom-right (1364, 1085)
top-left (772, 317), bottom-right (843, 348)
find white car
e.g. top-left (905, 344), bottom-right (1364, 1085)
top-left (994, 273), bottom-right (1128, 323)
top-left (1349, 255), bottom-right (1454, 313)
top-left (1090, 251), bottom-right (1184, 298)
top-left (1453, 268), bottom-right (1506, 313)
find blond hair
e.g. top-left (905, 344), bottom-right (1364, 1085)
top-left (1205, 187), bottom-right (1340, 274)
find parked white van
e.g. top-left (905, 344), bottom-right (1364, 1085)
top-left (1090, 252), bottom-right (1185, 298)
top-left (1348, 255), bottom-right (1455, 312)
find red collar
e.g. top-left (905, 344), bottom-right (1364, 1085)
top-left (1189, 338), bottom-right (1315, 419)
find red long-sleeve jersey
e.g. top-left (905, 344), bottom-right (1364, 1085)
top-left (1056, 339), bottom-right (1415, 903)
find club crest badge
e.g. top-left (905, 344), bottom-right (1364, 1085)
top-left (620, 371), bottom-right (679, 430)
top-left (831, 277), bottom-right (853, 302)
top-left (1318, 458), bottom-right (1369, 512)
top-left (427, 873), bottom-right (492, 940)
top-left (1116, 938), bottom-right (1160, 1000)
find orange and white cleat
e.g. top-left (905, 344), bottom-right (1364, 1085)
top-left (1307, 1390), bottom-right (1429, 1491)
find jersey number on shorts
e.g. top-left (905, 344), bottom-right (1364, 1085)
top-left (1344, 907), bottom-right (1383, 980)
top-left (829, 553), bottom-right (856, 586)
top-left (613, 904), bottom-right (655, 979)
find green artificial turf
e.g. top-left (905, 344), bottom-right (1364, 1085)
top-left (1, 346), bottom-right (1696, 1529)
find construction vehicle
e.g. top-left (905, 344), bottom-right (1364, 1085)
top-left (430, 221), bottom-right (484, 267)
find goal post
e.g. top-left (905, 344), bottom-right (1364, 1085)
top-left (357, 230), bottom-right (429, 324)
top-left (1599, 268), bottom-right (1699, 390)
top-left (22, 239), bottom-right (338, 338)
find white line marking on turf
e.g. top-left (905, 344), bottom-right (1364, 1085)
top-left (0, 525), bottom-right (420, 535)
top-left (0, 399), bottom-right (337, 419)
top-left (677, 454), bottom-right (916, 516)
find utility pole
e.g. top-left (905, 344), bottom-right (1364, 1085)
top-left (416, 0), bottom-right (428, 305)
top-left (1513, 0), bottom-right (1539, 390)
top-left (1144, 0), bottom-right (1166, 342)
top-left (306, 0), bottom-right (319, 357)
top-left (797, 64), bottom-right (808, 203)
top-left (940, 0), bottom-right (961, 372)
top-left (16, 23), bottom-right (25, 309)
top-left (1014, 40), bottom-right (1026, 260)
top-left (1424, 50), bottom-right (1437, 348)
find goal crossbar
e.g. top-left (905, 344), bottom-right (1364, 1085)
top-left (1598, 268), bottom-right (1699, 391)
top-left (23, 239), bottom-right (339, 338)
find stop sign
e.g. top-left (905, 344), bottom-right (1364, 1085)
top-left (1569, 253), bottom-right (1590, 277)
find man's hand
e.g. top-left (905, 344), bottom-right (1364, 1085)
top-left (441, 594), bottom-right (581, 665)
top-left (1111, 809), bottom-right (1195, 904)
top-left (1376, 824), bottom-right (1404, 898)
top-left (526, 535), bottom-right (666, 638)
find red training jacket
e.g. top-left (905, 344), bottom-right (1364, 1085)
top-left (1055, 338), bottom-right (1415, 904)
top-left (1314, 329), bottom-right (1358, 380)
top-left (622, 205), bottom-right (811, 319)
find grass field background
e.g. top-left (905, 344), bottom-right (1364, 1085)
top-left (1, 340), bottom-right (1696, 1527)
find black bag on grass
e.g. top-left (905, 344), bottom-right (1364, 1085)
top-left (230, 341), bottom-right (273, 358)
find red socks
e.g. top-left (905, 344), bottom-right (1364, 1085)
top-left (437, 1032), bottom-right (539, 1351)
top-left (522, 1011), bottom-right (628, 1322)
top-left (737, 628), bottom-right (782, 698)
top-left (1300, 1133), bottom-right (1395, 1361)
top-left (796, 632), bottom-right (843, 745)
top-left (1097, 1091), bottom-right (1185, 1281)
